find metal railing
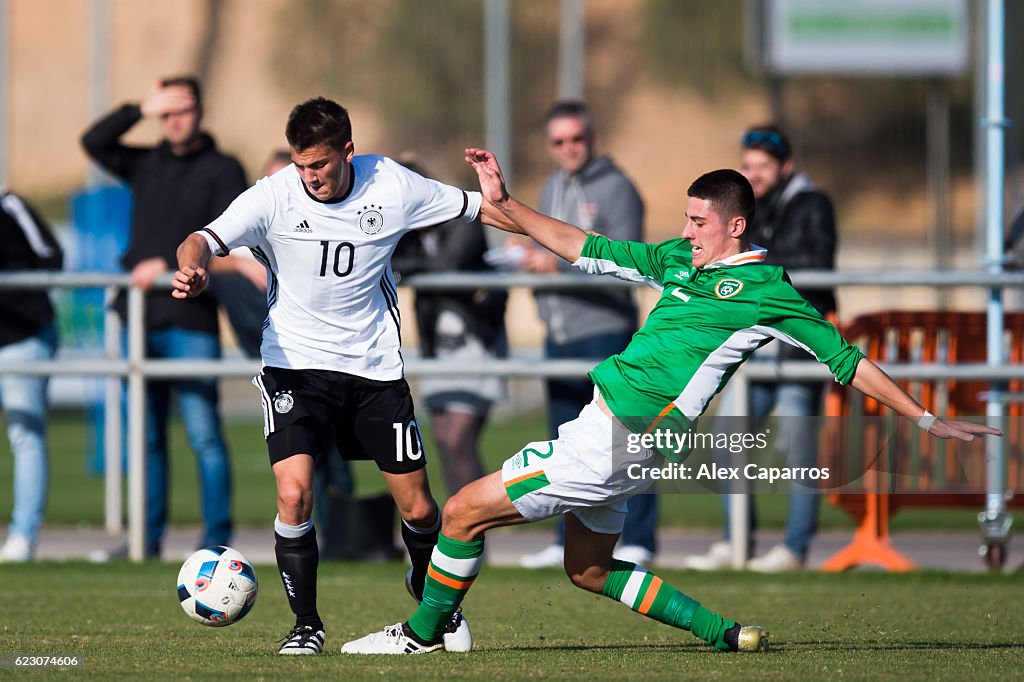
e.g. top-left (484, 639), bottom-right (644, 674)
top-left (1, 269), bottom-right (1023, 561)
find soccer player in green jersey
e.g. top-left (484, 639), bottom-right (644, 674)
top-left (342, 149), bottom-right (1003, 655)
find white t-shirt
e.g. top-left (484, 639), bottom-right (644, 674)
top-left (199, 154), bottom-right (482, 380)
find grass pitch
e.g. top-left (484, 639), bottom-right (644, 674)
top-left (0, 561), bottom-right (1020, 680)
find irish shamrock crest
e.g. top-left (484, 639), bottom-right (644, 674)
top-left (714, 278), bottom-right (744, 299)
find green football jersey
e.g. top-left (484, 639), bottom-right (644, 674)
top-left (577, 234), bottom-right (864, 435)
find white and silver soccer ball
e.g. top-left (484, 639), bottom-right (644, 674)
top-left (177, 546), bottom-right (258, 627)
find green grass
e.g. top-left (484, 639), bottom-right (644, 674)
top-left (0, 562), bottom-right (1020, 680)
top-left (0, 409), bottom-right (992, 532)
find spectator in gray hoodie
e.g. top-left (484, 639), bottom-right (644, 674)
top-left (516, 101), bottom-right (657, 568)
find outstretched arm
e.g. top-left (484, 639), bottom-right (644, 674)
top-left (850, 358), bottom-right (1003, 441)
top-left (478, 199), bottom-right (525, 235)
top-left (171, 233), bottom-right (213, 299)
top-left (466, 147), bottom-right (588, 263)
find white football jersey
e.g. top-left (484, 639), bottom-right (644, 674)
top-left (199, 154), bottom-right (482, 380)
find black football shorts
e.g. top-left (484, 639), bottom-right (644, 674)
top-left (252, 366), bottom-right (427, 474)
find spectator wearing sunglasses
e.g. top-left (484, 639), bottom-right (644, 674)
top-left (515, 101), bottom-right (657, 570)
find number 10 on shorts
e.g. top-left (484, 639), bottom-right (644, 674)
top-left (392, 420), bottom-right (424, 462)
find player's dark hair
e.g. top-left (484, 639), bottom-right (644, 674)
top-left (161, 75), bottom-right (202, 107)
top-left (545, 100), bottom-right (594, 134)
top-left (741, 124), bottom-right (791, 163)
top-left (687, 169), bottom-right (756, 225)
top-left (286, 97), bottom-right (353, 151)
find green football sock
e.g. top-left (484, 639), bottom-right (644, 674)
top-left (406, 533), bottom-right (484, 643)
top-left (601, 560), bottom-right (735, 650)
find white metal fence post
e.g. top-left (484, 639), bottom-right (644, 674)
top-left (103, 286), bottom-right (122, 534)
top-left (729, 368), bottom-right (751, 569)
top-left (127, 286), bottom-right (146, 562)
top-left (980, 0), bottom-right (1011, 559)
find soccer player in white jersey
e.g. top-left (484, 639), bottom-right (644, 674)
top-left (338, 149), bottom-right (1003, 655)
top-left (170, 98), bottom-right (478, 655)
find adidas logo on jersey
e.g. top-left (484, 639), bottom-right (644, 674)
top-left (293, 220), bottom-right (312, 233)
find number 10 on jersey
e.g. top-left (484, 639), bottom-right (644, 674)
top-left (319, 240), bottom-right (355, 277)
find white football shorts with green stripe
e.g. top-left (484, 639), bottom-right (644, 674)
top-left (500, 399), bottom-right (654, 535)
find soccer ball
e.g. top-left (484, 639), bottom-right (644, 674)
top-left (177, 546), bottom-right (258, 627)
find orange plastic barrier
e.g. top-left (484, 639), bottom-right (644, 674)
top-left (820, 311), bottom-right (1023, 571)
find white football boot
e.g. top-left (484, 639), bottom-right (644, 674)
top-left (341, 623), bottom-right (443, 655)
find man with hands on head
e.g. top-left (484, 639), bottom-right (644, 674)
top-left (81, 75), bottom-right (244, 558)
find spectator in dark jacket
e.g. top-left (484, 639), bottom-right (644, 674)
top-left (81, 76), bottom-right (246, 557)
top-left (685, 124), bottom-right (837, 572)
top-left (0, 190), bottom-right (62, 562)
top-left (391, 160), bottom-right (508, 495)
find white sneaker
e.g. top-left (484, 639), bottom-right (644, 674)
top-left (682, 541), bottom-right (735, 571)
top-left (613, 544), bottom-right (654, 566)
top-left (746, 544), bottom-right (803, 573)
top-left (341, 623), bottom-right (443, 655)
top-left (519, 544), bottom-right (564, 568)
top-left (0, 533), bottom-right (34, 562)
top-left (404, 567), bottom-right (474, 652)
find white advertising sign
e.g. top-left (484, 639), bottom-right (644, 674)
top-left (767, 0), bottom-right (969, 75)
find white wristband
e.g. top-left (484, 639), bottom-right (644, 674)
top-left (917, 411), bottom-right (937, 432)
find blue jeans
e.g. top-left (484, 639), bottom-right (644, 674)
top-left (127, 327), bottom-right (233, 553)
top-left (714, 362), bottom-right (823, 561)
top-left (1, 325), bottom-right (57, 544)
top-left (546, 331), bottom-right (658, 553)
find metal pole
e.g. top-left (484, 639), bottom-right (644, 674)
top-left (927, 78), bottom-right (952, 309)
top-left (88, 0), bottom-right (110, 187)
top-left (484, 0), bottom-right (512, 189)
top-left (558, 0), bottom-right (585, 100)
top-left (1007, 1), bottom-right (1024, 215)
top-left (127, 286), bottom-right (146, 562)
top-left (973, 0), bottom-right (988, 259)
top-left (728, 369), bottom-right (750, 569)
top-left (979, 0), bottom-right (1011, 564)
top-left (103, 287), bottom-right (123, 534)
top-left (0, 0), bottom-right (9, 188)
